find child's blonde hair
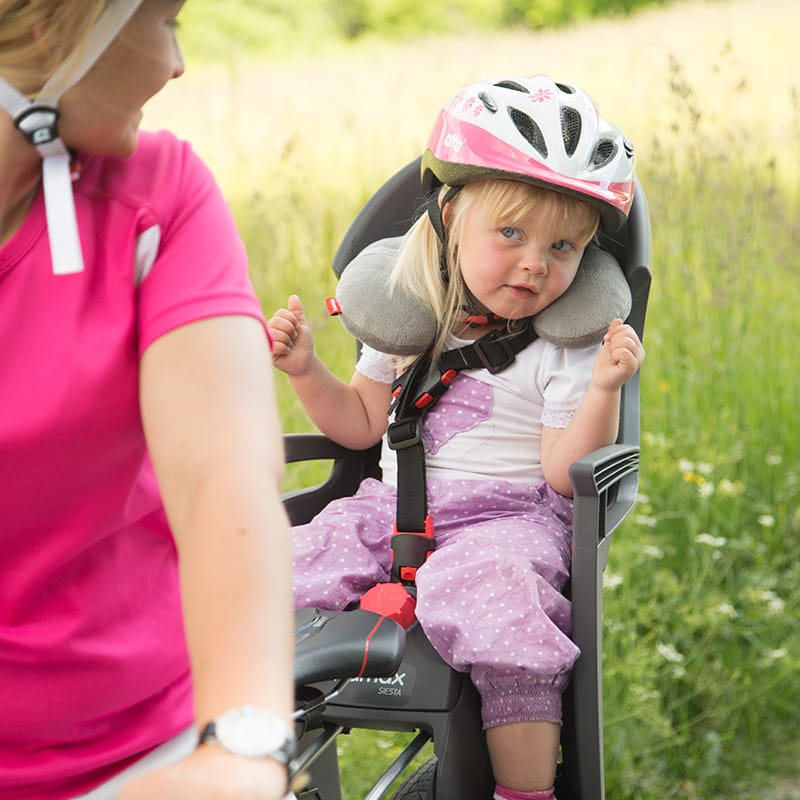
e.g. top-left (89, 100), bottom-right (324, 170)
top-left (389, 179), bottom-right (600, 366)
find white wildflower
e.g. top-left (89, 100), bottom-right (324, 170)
top-left (760, 648), bottom-right (787, 666)
top-left (763, 591), bottom-right (785, 614)
top-left (635, 514), bottom-right (658, 528)
top-left (656, 642), bottom-right (685, 664)
top-left (698, 481), bottom-right (715, 498)
top-left (642, 544), bottom-right (665, 559)
top-left (758, 514), bottom-right (776, 528)
top-left (643, 432), bottom-right (669, 448)
top-left (695, 533), bottom-right (727, 548)
top-left (718, 479), bottom-right (744, 497)
top-left (630, 684), bottom-right (660, 704)
top-left (749, 589), bottom-right (785, 615)
top-left (765, 453), bottom-right (783, 466)
top-left (603, 572), bottom-right (624, 589)
top-left (714, 602), bottom-right (738, 618)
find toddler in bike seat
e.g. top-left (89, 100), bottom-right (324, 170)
top-left (269, 74), bottom-right (645, 800)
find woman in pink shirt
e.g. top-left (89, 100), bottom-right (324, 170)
top-left (0, 2), bottom-right (294, 798)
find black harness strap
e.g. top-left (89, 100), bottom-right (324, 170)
top-left (386, 322), bottom-right (537, 583)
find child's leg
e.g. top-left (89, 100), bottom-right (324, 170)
top-left (413, 479), bottom-right (575, 799)
top-left (486, 721), bottom-right (559, 792)
top-left (292, 478), bottom-right (396, 610)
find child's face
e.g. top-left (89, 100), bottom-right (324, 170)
top-left (456, 195), bottom-right (586, 321)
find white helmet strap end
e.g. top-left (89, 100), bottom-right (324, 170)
top-left (42, 152), bottom-right (84, 275)
top-left (5, 90), bottom-right (82, 274)
top-left (0, 0), bottom-right (144, 275)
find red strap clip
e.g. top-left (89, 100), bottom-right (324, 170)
top-left (325, 297), bottom-right (342, 316)
top-left (414, 393), bottom-right (434, 409)
top-left (413, 369), bottom-right (460, 409)
top-left (440, 368), bottom-right (458, 385)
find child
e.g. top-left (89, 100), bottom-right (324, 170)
top-left (269, 74), bottom-right (645, 800)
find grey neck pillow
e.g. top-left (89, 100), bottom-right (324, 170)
top-left (333, 236), bottom-right (632, 355)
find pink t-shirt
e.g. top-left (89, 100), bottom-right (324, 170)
top-left (0, 131), bottom-right (265, 798)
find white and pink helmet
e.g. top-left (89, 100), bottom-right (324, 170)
top-left (421, 74), bottom-right (636, 232)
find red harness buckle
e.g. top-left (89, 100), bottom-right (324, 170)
top-left (391, 515), bottom-right (435, 584)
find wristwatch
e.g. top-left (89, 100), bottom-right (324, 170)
top-left (200, 706), bottom-right (295, 764)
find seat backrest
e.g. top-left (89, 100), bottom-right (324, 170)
top-left (333, 159), bottom-right (424, 279)
top-left (332, 156), bottom-right (651, 450)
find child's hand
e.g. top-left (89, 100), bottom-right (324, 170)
top-left (592, 318), bottom-right (645, 392)
top-left (267, 294), bottom-right (314, 376)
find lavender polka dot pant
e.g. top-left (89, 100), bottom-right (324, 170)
top-left (292, 476), bottom-right (579, 727)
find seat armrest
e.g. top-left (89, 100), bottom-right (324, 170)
top-left (282, 433), bottom-right (379, 526)
top-left (570, 443), bottom-right (639, 540)
top-left (284, 433), bottom-right (353, 464)
top-left (562, 443), bottom-right (639, 800)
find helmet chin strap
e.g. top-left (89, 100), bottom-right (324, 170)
top-left (426, 185), bottom-right (461, 284)
top-left (0, 0), bottom-right (143, 275)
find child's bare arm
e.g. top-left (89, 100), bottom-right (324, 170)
top-left (267, 295), bottom-right (392, 450)
top-left (541, 319), bottom-right (645, 496)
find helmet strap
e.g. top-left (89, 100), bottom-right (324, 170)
top-left (0, 0), bottom-right (143, 274)
top-left (426, 185), bottom-right (461, 283)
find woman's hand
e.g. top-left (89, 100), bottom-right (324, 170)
top-left (118, 745), bottom-right (290, 800)
top-left (267, 295), bottom-right (314, 376)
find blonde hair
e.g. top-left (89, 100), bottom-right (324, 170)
top-left (389, 179), bottom-right (600, 366)
top-left (0, 1), bottom-right (109, 96)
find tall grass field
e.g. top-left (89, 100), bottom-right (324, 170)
top-left (147, 0), bottom-right (799, 797)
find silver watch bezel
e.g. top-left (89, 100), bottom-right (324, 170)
top-left (205, 705), bottom-right (294, 762)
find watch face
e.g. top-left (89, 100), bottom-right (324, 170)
top-left (215, 706), bottom-right (292, 760)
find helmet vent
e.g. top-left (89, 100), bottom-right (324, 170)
top-left (508, 108), bottom-right (547, 157)
top-left (555, 82), bottom-right (575, 94)
top-left (560, 106), bottom-right (582, 156)
top-left (494, 80), bottom-right (529, 93)
top-left (591, 139), bottom-right (618, 169)
top-left (478, 91), bottom-right (498, 112)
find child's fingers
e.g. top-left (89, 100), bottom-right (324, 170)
top-left (607, 330), bottom-right (645, 371)
top-left (603, 317), bottom-right (625, 342)
top-left (267, 309), bottom-right (299, 337)
top-left (287, 294), bottom-right (306, 324)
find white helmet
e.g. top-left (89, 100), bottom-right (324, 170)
top-left (422, 74), bottom-right (635, 232)
top-left (0, 0), bottom-right (144, 274)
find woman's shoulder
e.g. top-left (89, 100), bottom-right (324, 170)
top-left (78, 130), bottom-right (213, 209)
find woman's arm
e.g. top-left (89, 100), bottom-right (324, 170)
top-left (269, 295), bottom-right (392, 450)
top-left (541, 319), bottom-right (644, 497)
top-left (123, 314), bottom-right (293, 799)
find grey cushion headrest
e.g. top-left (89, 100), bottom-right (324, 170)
top-left (335, 236), bottom-right (631, 354)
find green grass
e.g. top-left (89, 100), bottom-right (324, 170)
top-left (595, 55), bottom-right (800, 799)
top-left (146, 2), bottom-right (800, 796)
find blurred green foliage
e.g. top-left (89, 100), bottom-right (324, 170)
top-left (179, 0), bottom-right (676, 59)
